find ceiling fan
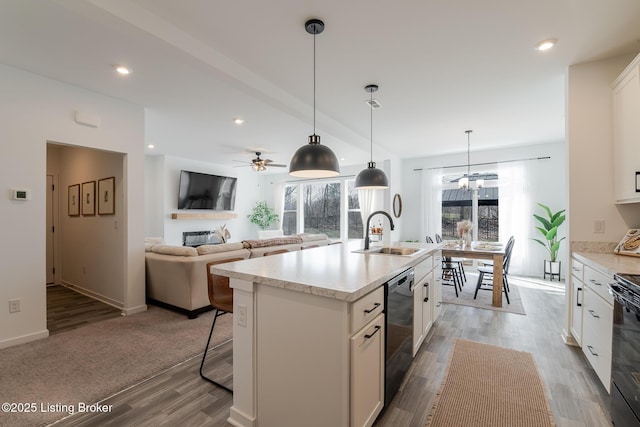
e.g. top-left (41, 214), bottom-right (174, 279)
top-left (233, 152), bottom-right (287, 172)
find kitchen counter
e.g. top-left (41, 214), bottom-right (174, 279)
top-left (212, 240), bottom-right (441, 427)
top-left (573, 252), bottom-right (640, 276)
top-left (212, 240), bottom-right (440, 302)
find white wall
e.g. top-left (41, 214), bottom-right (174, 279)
top-left (567, 53), bottom-right (640, 245)
top-left (144, 154), bottom-right (264, 244)
top-left (401, 142), bottom-right (567, 275)
top-left (0, 64), bottom-right (146, 349)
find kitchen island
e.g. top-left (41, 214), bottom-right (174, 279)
top-left (212, 240), bottom-right (441, 427)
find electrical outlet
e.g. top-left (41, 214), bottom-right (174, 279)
top-left (237, 304), bottom-right (247, 327)
top-left (593, 220), bottom-right (605, 234)
top-left (9, 299), bottom-right (20, 313)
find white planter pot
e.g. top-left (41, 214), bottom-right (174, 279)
top-left (543, 260), bottom-right (561, 281)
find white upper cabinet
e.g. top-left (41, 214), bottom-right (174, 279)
top-left (612, 53), bottom-right (640, 204)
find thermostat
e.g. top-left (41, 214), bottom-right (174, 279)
top-left (12, 189), bottom-right (31, 201)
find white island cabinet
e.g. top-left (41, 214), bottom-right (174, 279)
top-left (212, 241), bottom-right (440, 427)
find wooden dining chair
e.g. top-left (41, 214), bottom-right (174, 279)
top-left (426, 236), bottom-right (434, 243)
top-left (263, 249), bottom-right (290, 256)
top-left (199, 257), bottom-right (244, 392)
top-left (473, 237), bottom-right (515, 304)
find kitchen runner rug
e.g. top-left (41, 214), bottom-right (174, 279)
top-left (425, 339), bottom-right (555, 427)
top-left (441, 271), bottom-right (526, 315)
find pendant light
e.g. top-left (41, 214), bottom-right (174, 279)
top-left (459, 130), bottom-right (472, 190)
top-left (354, 84), bottom-right (389, 189)
top-left (289, 19), bottom-right (340, 178)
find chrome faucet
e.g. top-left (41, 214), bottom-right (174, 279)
top-left (364, 211), bottom-right (395, 250)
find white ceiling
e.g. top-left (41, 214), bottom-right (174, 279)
top-left (1, 0), bottom-right (640, 170)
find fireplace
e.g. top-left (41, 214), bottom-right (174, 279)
top-left (182, 231), bottom-right (222, 247)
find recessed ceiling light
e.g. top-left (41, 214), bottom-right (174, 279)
top-left (115, 65), bottom-right (131, 75)
top-left (535, 39), bottom-right (557, 51)
top-left (233, 118), bottom-right (245, 125)
top-left (147, 144), bottom-right (155, 149)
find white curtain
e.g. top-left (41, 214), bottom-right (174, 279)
top-left (274, 182), bottom-right (285, 231)
top-left (358, 189), bottom-right (376, 238)
top-left (420, 168), bottom-right (443, 243)
top-left (497, 160), bottom-right (536, 277)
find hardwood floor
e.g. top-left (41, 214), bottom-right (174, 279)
top-left (47, 285), bottom-right (122, 335)
top-left (52, 278), bottom-right (612, 427)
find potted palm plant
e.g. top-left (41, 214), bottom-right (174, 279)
top-left (532, 202), bottom-right (566, 280)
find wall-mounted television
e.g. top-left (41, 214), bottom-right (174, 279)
top-left (177, 170), bottom-right (237, 210)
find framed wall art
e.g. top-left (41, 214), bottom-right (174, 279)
top-left (68, 184), bottom-right (80, 217)
top-left (98, 177), bottom-right (115, 215)
top-left (636, 171), bottom-right (640, 192)
top-left (81, 181), bottom-right (96, 216)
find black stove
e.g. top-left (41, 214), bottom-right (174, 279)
top-left (610, 273), bottom-right (640, 426)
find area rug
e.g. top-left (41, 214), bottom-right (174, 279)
top-left (441, 271), bottom-right (526, 315)
top-left (0, 305), bottom-right (232, 427)
top-left (426, 339), bottom-right (555, 427)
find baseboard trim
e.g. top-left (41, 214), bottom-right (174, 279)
top-left (228, 406), bottom-right (256, 427)
top-left (0, 329), bottom-right (49, 349)
top-left (59, 281), bottom-right (123, 311)
top-left (123, 304), bottom-right (147, 316)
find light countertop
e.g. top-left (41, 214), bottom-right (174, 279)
top-left (573, 251), bottom-right (640, 277)
top-left (212, 240), bottom-right (440, 302)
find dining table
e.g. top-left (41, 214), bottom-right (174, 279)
top-left (441, 242), bottom-right (506, 307)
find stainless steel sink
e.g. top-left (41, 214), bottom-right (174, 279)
top-left (353, 247), bottom-right (423, 256)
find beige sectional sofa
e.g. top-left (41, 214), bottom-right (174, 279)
top-left (144, 234), bottom-right (330, 318)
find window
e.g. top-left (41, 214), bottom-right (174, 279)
top-left (280, 178), bottom-right (364, 240)
top-left (347, 180), bottom-right (364, 238)
top-left (303, 182), bottom-right (341, 238)
top-left (442, 173), bottom-right (499, 241)
top-left (282, 185), bottom-right (298, 236)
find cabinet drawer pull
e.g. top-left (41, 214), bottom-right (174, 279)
top-left (588, 309), bottom-right (600, 318)
top-left (424, 282), bottom-right (429, 287)
top-left (424, 297), bottom-right (429, 303)
top-left (364, 325), bottom-right (381, 339)
top-left (589, 279), bottom-right (602, 286)
top-left (587, 345), bottom-right (599, 356)
top-left (437, 302), bottom-right (442, 307)
top-left (363, 302), bottom-right (381, 314)
top-left (572, 267), bottom-right (581, 271)
top-left (576, 287), bottom-right (582, 307)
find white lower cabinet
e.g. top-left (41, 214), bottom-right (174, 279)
top-left (582, 284), bottom-right (613, 393)
top-left (569, 258), bottom-right (584, 345)
top-left (432, 253), bottom-right (443, 319)
top-left (413, 251), bottom-right (442, 355)
top-left (351, 313), bottom-right (385, 427)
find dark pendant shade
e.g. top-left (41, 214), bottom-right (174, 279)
top-left (289, 134), bottom-right (340, 178)
top-left (355, 161), bottom-right (389, 189)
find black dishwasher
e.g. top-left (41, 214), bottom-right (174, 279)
top-left (385, 267), bottom-right (415, 407)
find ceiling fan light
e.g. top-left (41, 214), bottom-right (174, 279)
top-left (355, 162), bottom-right (389, 189)
top-left (289, 135), bottom-right (340, 178)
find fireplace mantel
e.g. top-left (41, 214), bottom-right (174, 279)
top-left (170, 212), bottom-right (238, 220)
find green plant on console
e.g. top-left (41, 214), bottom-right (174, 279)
top-left (531, 202), bottom-right (565, 262)
top-left (248, 201), bottom-right (279, 230)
